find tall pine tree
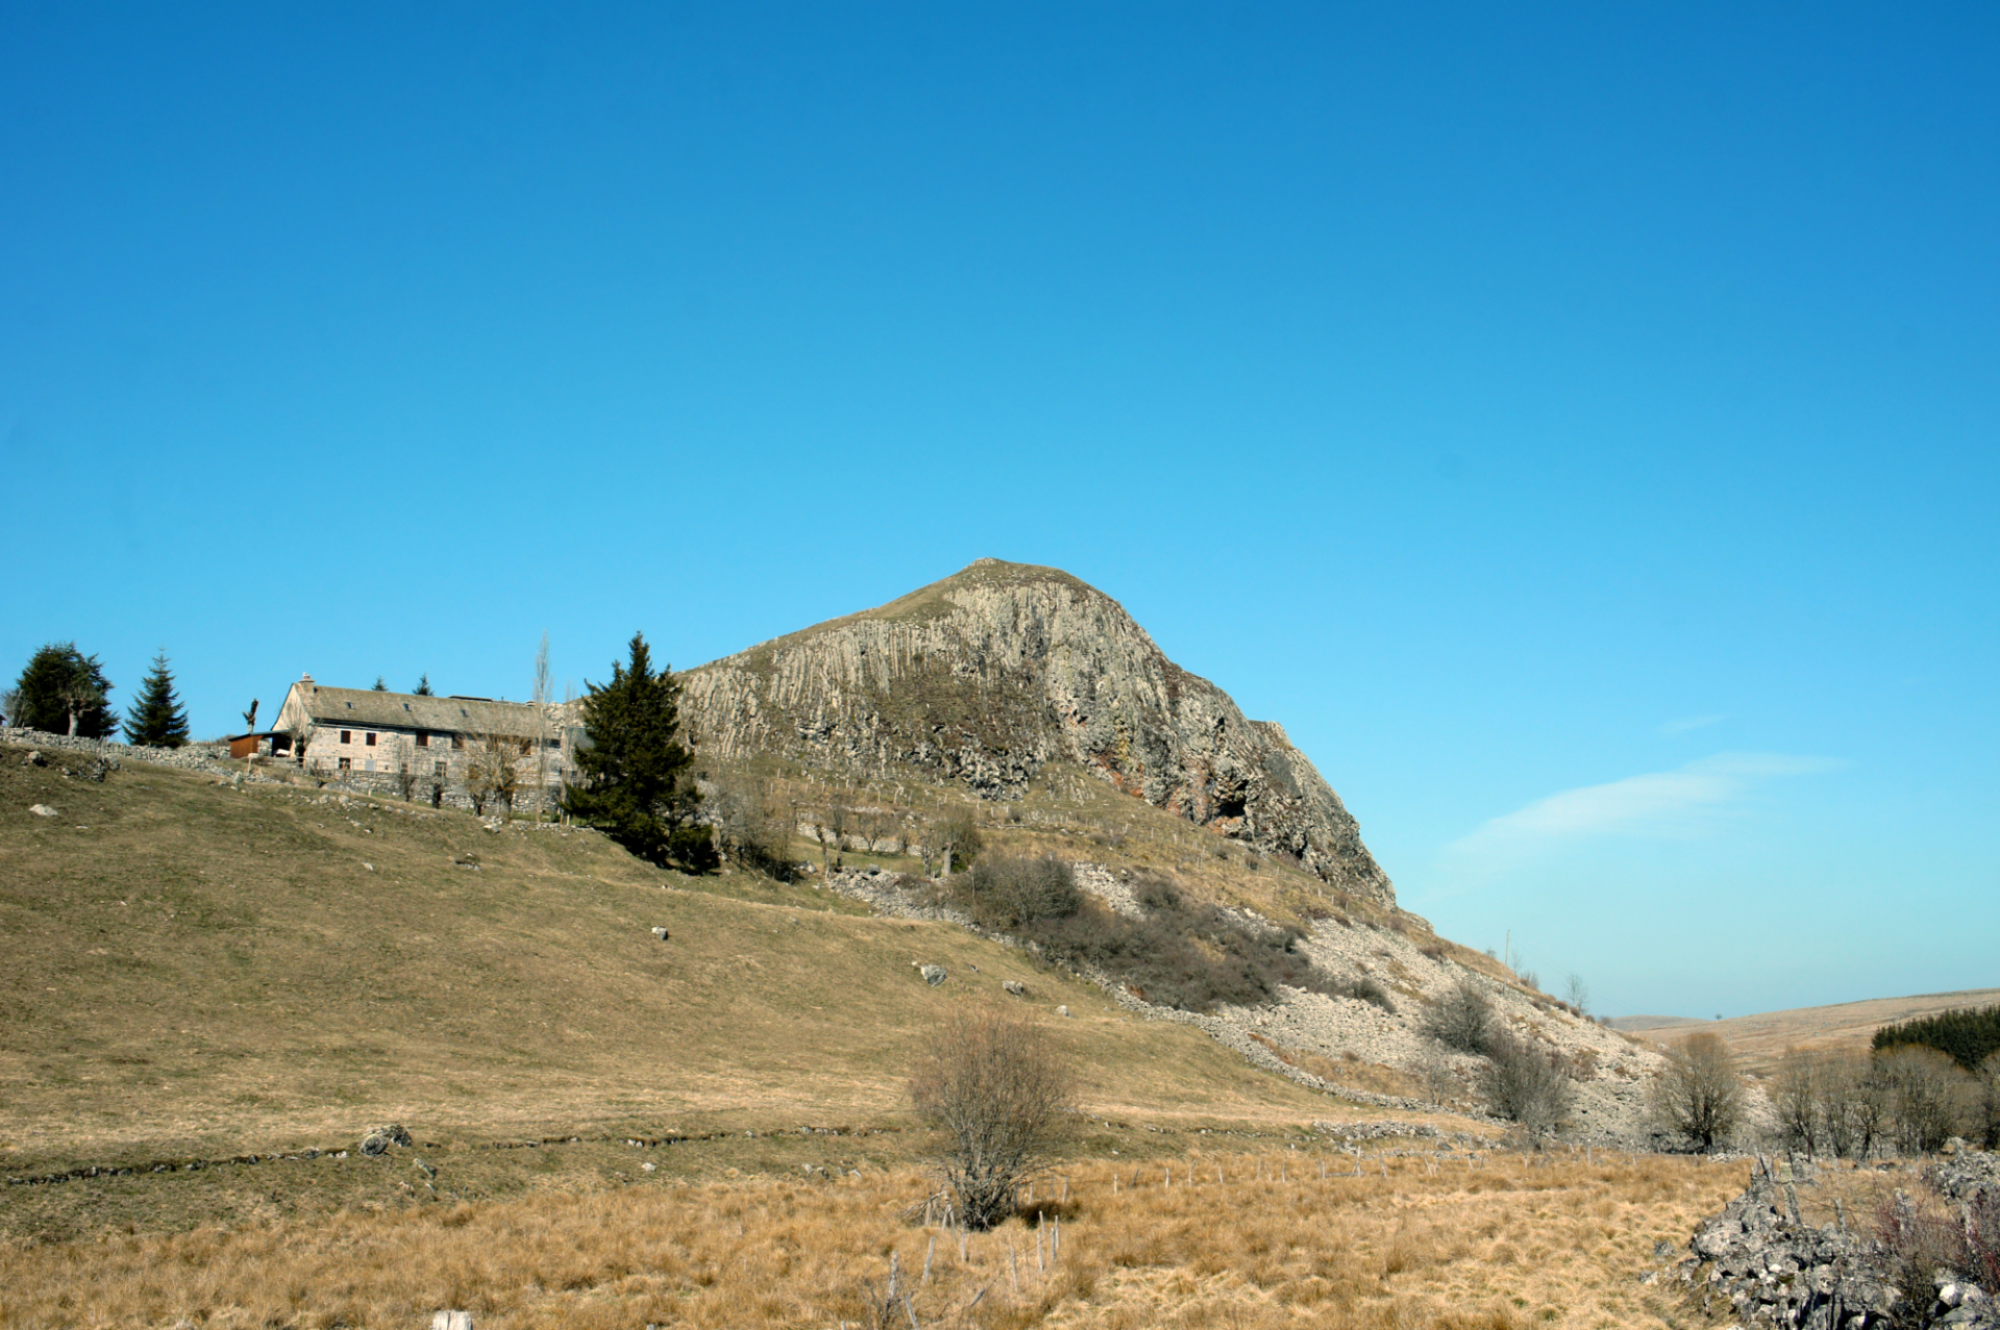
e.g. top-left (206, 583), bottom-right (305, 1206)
top-left (11, 643), bottom-right (117, 738)
top-left (562, 632), bottom-right (716, 871)
top-left (123, 649), bottom-right (192, 748)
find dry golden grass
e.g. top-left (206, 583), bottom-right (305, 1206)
top-left (0, 1147), bottom-right (1747, 1329)
top-left (0, 746), bottom-right (1355, 1177)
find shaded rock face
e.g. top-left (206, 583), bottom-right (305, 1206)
top-left (682, 559), bottom-right (1394, 904)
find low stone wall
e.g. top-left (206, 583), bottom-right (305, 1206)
top-left (2, 726), bottom-right (232, 773)
top-left (2, 726), bottom-right (560, 817)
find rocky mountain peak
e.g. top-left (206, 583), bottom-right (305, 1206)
top-left (682, 560), bottom-right (1394, 904)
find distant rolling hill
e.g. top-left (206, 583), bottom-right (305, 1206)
top-left (1615, 989), bottom-right (2000, 1074)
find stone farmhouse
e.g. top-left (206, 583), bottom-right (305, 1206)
top-left (269, 674), bottom-right (579, 809)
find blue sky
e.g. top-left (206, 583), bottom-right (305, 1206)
top-left (4, 4), bottom-right (1994, 1018)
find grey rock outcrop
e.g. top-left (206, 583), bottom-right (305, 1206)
top-left (918, 964), bottom-right (947, 986)
top-left (1679, 1156), bottom-right (2000, 1329)
top-left (683, 559), bottom-right (1393, 903)
top-left (359, 1123), bottom-right (413, 1157)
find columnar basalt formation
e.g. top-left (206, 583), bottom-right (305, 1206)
top-left (681, 559), bottom-right (1394, 905)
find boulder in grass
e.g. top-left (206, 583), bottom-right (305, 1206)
top-left (919, 964), bottom-right (947, 986)
top-left (29, 804), bottom-right (58, 818)
top-left (359, 1123), bottom-right (413, 1156)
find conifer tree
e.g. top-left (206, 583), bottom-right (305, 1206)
top-left (413, 673), bottom-right (435, 696)
top-left (11, 643), bottom-right (117, 738)
top-left (562, 631), bottom-right (716, 871)
top-left (123, 649), bottom-right (191, 748)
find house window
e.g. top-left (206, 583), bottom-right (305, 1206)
top-left (340, 730), bottom-right (352, 744)
top-left (416, 732), bottom-right (429, 748)
top-left (452, 735), bottom-right (465, 751)
top-left (338, 757), bottom-right (351, 771)
top-left (434, 760), bottom-right (448, 778)
top-left (365, 733), bottom-right (377, 747)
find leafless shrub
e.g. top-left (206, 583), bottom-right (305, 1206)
top-left (1649, 1032), bottom-right (1744, 1152)
top-left (1409, 1042), bottom-right (1460, 1108)
top-left (1877, 1186), bottom-right (1972, 1327)
top-left (958, 855), bottom-right (1082, 931)
top-left (1422, 979), bottom-right (1495, 1055)
top-left (909, 1004), bottom-right (1076, 1231)
top-left (1482, 1030), bottom-right (1574, 1142)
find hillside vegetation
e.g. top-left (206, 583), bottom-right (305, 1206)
top-left (0, 742), bottom-right (1354, 1181)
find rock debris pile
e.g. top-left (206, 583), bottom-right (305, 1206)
top-left (1677, 1154), bottom-right (1998, 1329)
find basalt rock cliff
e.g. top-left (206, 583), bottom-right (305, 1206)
top-left (682, 560), bottom-right (1394, 905)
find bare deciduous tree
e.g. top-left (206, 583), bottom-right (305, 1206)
top-left (1875, 1044), bottom-right (1974, 1155)
top-left (532, 631), bottom-right (552, 821)
top-left (1773, 1047), bottom-right (1827, 1155)
top-left (909, 1004), bottom-right (1077, 1231)
top-left (1978, 1050), bottom-right (2000, 1150)
top-left (935, 808), bottom-right (983, 877)
top-left (286, 715), bottom-right (316, 768)
top-left (711, 773), bottom-right (794, 877)
top-left (1649, 1032), bottom-right (1744, 1152)
top-left (465, 734), bottom-right (525, 818)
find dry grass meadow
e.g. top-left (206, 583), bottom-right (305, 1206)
top-left (0, 1147), bottom-right (1747, 1329)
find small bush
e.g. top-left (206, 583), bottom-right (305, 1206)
top-left (1482, 1031), bottom-right (1575, 1141)
top-left (908, 1005), bottom-right (1076, 1231)
top-left (957, 855), bottom-right (1083, 931)
top-left (1423, 979), bottom-right (1496, 1055)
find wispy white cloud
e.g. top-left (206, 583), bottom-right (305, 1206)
top-left (1445, 752), bottom-right (1845, 864)
top-left (1659, 713), bottom-right (1727, 735)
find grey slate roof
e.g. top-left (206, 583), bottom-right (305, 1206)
top-left (300, 686), bottom-right (563, 739)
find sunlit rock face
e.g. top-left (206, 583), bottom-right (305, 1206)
top-left (682, 559), bottom-right (1394, 906)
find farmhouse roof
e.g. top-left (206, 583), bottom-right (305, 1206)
top-left (297, 685), bottom-right (556, 739)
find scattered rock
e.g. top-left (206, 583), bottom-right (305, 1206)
top-left (1004, 980), bottom-right (1027, 997)
top-left (1057, 1005), bottom-right (1071, 1017)
top-left (362, 862), bottom-right (374, 873)
top-left (919, 964), bottom-right (947, 986)
top-left (24, 750), bottom-right (46, 766)
top-left (651, 926), bottom-right (671, 941)
top-left (430, 1312), bottom-right (475, 1330)
top-left (29, 804), bottom-right (58, 818)
top-left (359, 1124), bottom-right (413, 1157)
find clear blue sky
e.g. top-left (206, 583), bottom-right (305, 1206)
top-left (5, 4), bottom-right (1994, 1019)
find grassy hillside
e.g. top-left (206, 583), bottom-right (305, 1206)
top-left (1, 742), bottom-right (1353, 1183)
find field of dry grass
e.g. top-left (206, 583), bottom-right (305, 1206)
top-left (0, 1145), bottom-right (1748, 1329)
